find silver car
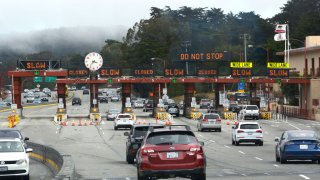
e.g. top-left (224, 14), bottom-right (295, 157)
top-left (197, 113), bottom-right (222, 132)
top-left (106, 109), bottom-right (121, 121)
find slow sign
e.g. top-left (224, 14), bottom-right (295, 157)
top-left (165, 69), bottom-right (185, 76)
top-left (268, 69), bottom-right (290, 77)
top-left (231, 69), bottom-right (252, 77)
top-left (20, 61), bottom-right (49, 70)
top-left (100, 68), bottom-right (121, 77)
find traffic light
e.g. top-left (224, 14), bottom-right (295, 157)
top-left (107, 78), bottom-right (113, 83)
top-left (34, 70), bottom-right (39, 76)
top-left (172, 78), bottom-right (177, 83)
top-left (277, 78), bottom-right (282, 85)
top-left (240, 78), bottom-right (245, 83)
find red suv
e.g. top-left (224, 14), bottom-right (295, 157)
top-left (136, 125), bottom-right (206, 180)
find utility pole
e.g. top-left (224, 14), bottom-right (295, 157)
top-left (240, 34), bottom-right (250, 62)
top-left (180, 41), bottom-right (191, 75)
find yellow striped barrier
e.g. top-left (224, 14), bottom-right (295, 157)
top-left (260, 112), bottom-right (272, 120)
top-left (224, 112), bottom-right (237, 120)
top-left (191, 112), bottom-right (202, 120)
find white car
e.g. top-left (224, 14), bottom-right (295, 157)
top-left (0, 138), bottom-right (33, 179)
top-left (111, 96), bottom-right (120, 102)
top-left (239, 105), bottom-right (260, 120)
top-left (232, 122), bottom-right (263, 146)
top-left (133, 100), bottom-right (144, 108)
top-left (114, 113), bottom-right (134, 130)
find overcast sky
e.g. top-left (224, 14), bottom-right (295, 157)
top-left (0, 0), bottom-right (288, 35)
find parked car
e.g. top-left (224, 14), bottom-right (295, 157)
top-left (99, 97), bottom-right (108, 103)
top-left (81, 86), bottom-right (86, 90)
top-left (239, 105), bottom-right (260, 120)
top-left (0, 101), bottom-right (10, 107)
top-left (232, 121), bottom-right (263, 146)
top-left (136, 125), bottom-right (206, 180)
top-left (114, 114), bottom-right (134, 130)
top-left (72, 97), bottom-right (82, 105)
top-left (41, 96), bottom-right (49, 102)
top-left (26, 95), bottom-right (35, 103)
top-left (111, 95), bottom-right (120, 102)
top-left (143, 100), bottom-right (153, 112)
top-left (33, 99), bottom-right (42, 104)
top-left (83, 89), bottom-right (89, 95)
top-left (124, 124), bottom-right (165, 164)
top-left (71, 86), bottom-right (77, 91)
top-left (0, 138), bottom-right (33, 179)
top-left (197, 113), bottom-right (222, 132)
top-left (166, 103), bottom-right (180, 117)
top-left (228, 103), bottom-right (241, 114)
top-left (106, 109), bottom-right (121, 121)
top-left (275, 130), bottom-right (320, 164)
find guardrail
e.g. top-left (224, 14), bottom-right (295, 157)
top-left (26, 141), bottom-right (75, 180)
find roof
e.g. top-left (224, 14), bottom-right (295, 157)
top-left (238, 121), bottom-right (259, 125)
top-left (150, 125), bottom-right (191, 133)
top-left (0, 137), bottom-right (21, 141)
top-left (276, 45), bottom-right (320, 56)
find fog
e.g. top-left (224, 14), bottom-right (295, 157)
top-left (0, 25), bottom-right (128, 57)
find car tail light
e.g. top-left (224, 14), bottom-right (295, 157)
top-left (141, 148), bottom-right (154, 155)
top-left (237, 130), bottom-right (244, 133)
top-left (216, 119), bottom-right (221, 122)
top-left (256, 130), bottom-right (262, 133)
top-left (189, 146), bottom-right (203, 154)
top-left (202, 119), bottom-right (208, 122)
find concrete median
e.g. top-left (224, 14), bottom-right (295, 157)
top-left (26, 141), bottom-right (75, 180)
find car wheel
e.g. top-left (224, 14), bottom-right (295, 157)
top-left (218, 128), bottom-right (222, 132)
top-left (176, 113), bottom-right (179, 117)
top-left (280, 153), bottom-right (286, 164)
top-left (126, 155), bottom-right (134, 164)
top-left (259, 142), bottom-right (263, 146)
top-left (23, 174), bottom-right (30, 180)
top-left (235, 141), bottom-right (240, 146)
top-left (318, 159), bottom-right (320, 164)
top-left (275, 152), bottom-right (280, 162)
top-left (232, 139), bottom-right (235, 145)
top-left (191, 173), bottom-right (206, 180)
top-left (137, 168), bottom-right (147, 180)
top-left (114, 126), bottom-right (118, 130)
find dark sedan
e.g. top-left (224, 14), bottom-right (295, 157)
top-left (72, 97), bottom-right (82, 105)
top-left (275, 130), bottom-right (320, 164)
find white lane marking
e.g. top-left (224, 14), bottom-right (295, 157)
top-left (241, 174), bottom-right (247, 176)
top-left (210, 140), bottom-right (215, 143)
top-left (264, 131), bottom-right (269, 135)
top-left (198, 134), bottom-right (203, 137)
top-left (264, 173), bottom-right (271, 175)
top-left (255, 157), bottom-right (263, 161)
top-left (224, 145), bottom-right (231, 148)
top-left (288, 123), bottom-right (301, 130)
top-left (273, 164), bottom-right (279, 167)
top-left (299, 174), bottom-right (310, 180)
top-left (238, 151), bottom-right (245, 154)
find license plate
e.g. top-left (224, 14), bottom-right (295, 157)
top-left (300, 145), bottom-right (308, 149)
top-left (167, 152), bottom-right (178, 159)
top-left (0, 166), bottom-right (8, 171)
top-left (248, 133), bottom-right (253, 135)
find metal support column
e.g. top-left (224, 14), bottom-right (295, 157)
top-left (90, 83), bottom-right (99, 109)
top-left (12, 77), bottom-right (22, 108)
top-left (153, 83), bottom-right (164, 116)
top-left (121, 83), bottom-right (132, 113)
top-left (183, 83), bottom-right (195, 116)
top-left (57, 83), bottom-right (66, 108)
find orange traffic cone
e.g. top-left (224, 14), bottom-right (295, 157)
top-left (234, 121), bottom-right (238, 125)
top-left (71, 120), bottom-right (75, 126)
top-left (226, 121), bottom-right (230, 125)
top-left (89, 121), bottom-right (93, 125)
top-left (78, 119), bottom-right (82, 126)
top-left (84, 120), bottom-right (87, 126)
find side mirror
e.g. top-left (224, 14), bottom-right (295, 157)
top-left (24, 137), bottom-right (29, 141)
top-left (232, 126), bottom-right (236, 129)
top-left (26, 148), bottom-right (33, 153)
top-left (199, 141), bottom-right (204, 146)
top-left (124, 132), bottom-right (130, 136)
top-left (274, 137), bottom-right (280, 142)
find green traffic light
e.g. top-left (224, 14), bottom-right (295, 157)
top-left (108, 78), bottom-right (113, 83)
top-left (34, 70), bottom-right (39, 76)
top-left (172, 78), bottom-right (177, 83)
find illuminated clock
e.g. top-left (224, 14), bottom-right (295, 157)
top-left (84, 52), bottom-right (103, 71)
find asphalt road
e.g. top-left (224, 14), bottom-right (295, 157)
top-left (1, 90), bottom-right (320, 180)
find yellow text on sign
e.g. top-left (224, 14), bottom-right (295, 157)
top-left (267, 62), bottom-right (289, 68)
top-left (230, 62), bottom-right (253, 68)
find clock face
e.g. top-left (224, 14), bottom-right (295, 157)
top-left (84, 52), bottom-right (103, 71)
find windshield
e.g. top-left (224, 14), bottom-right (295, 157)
top-left (246, 106), bottom-right (258, 110)
top-left (288, 131), bottom-right (318, 139)
top-left (146, 132), bottom-right (197, 145)
top-left (240, 124), bottom-right (259, 129)
top-left (0, 131), bottom-right (22, 139)
top-left (0, 141), bottom-right (24, 152)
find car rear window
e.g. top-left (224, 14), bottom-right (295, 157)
top-left (118, 115), bottom-right (131, 118)
top-left (204, 114), bottom-right (219, 119)
top-left (240, 124), bottom-right (259, 129)
top-left (246, 106), bottom-right (258, 110)
top-left (133, 126), bottom-right (164, 137)
top-left (288, 131), bottom-right (318, 139)
top-left (146, 132), bottom-right (197, 145)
